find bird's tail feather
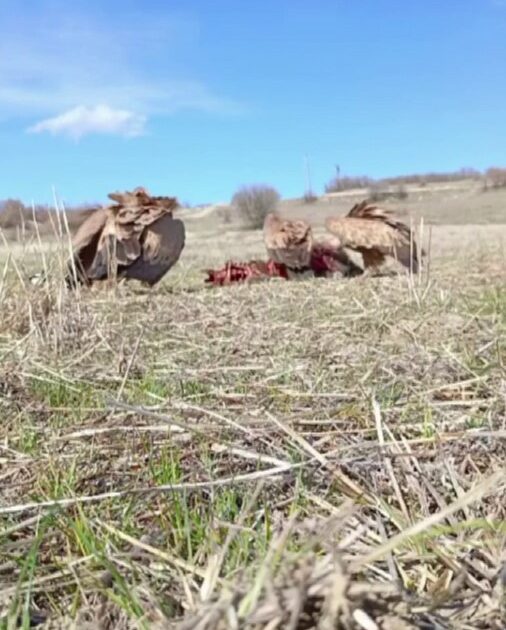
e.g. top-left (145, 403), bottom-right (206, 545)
top-left (395, 243), bottom-right (420, 273)
top-left (346, 201), bottom-right (391, 220)
top-left (347, 201), bottom-right (425, 262)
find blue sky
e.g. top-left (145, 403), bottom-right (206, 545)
top-left (1, 1), bottom-right (505, 206)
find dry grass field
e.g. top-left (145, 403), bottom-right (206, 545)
top-left (0, 181), bottom-right (505, 628)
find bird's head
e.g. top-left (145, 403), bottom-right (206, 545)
top-left (263, 212), bottom-right (281, 232)
top-left (108, 187), bottom-right (150, 205)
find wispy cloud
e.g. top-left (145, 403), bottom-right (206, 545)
top-left (28, 105), bottom-right (146, 139)
top-left (0, 2), bottom-right (242, 138)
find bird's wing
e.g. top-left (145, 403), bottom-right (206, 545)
top-left (118, 215), bottom-right (186, 285)
top-left (344, 201), bottom-right (416, 246)
top-left (109, 191), bottom-right (179, 244)
top-left (72, 207), bottom-right (107, 252)
top-left (141, 216), bottom-right (185, 267)
top-left (263, 215), bottom-right (313, 269)
top-left (326, 201), bottom-right (422, 270)
top-left (325, 216), bottom-right (404, 250)
top-left (70, 207), bottom-right (108, 276)
top-left (345, 201), bottom-right (388, 220)
top-left (90, 189), bottom-right (180, 277)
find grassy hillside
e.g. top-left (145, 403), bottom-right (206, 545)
top-left (280, 181), bottom-right (506, 226)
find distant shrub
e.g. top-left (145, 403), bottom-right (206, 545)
top-left (231, 184), bottom-right (280, 228)
top-left (0, 198), bottom-right (97, 237)
top-left (0, 199), bottom-right (30, 229)
top-left (325, 168), bottom-right (482, 194)
top-left (484, 167), bottom-right (506, 190)
top-left (380, 168), bottom-right (481, 186)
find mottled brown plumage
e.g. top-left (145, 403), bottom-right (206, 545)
top-left (263, 213), bottom-right (313, 274)
top-left (325, 201), bottom-right (422, 272)
top-left (68, 187), bottom-right (185, 287)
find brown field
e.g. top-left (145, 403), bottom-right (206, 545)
top-left (0, 180), bottom-right (505, 629)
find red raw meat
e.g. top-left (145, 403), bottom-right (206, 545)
top-left (205, 259), bottom-right (289, 286)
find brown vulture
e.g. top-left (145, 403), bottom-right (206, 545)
top-left (262, 212), bottom-right (362, 280)
top-left (325, 201), bottom-right (423, 273)
top-left (67, 187), bottom-right (185, 287)
top-left (263, 213), bottom-right (313, 276)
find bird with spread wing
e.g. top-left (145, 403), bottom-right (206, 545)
top-left (68, 187), bottom-right (185, 287)
top-left (325, 201), bottom-right (423, 273)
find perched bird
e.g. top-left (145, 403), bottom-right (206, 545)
top-left (67, 187), bottom-right (185, 287)
top-left (325, 201), bottom-right (422, 273)
top-left (263, 213), bottom-right (313, 276)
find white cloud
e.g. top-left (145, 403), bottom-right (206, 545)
top-left (27, 105), bottom-right (146, 139)
top-left (0, 2), bottom-right (243, 133)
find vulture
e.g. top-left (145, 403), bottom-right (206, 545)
top-left (325, 201), bottom-right (423, 273)
top-left (204, 213), bottom-right (362, 287)
top-left (262, 212), bottom-right (362, 279)
top-left (67, 187), bottom-right (185, 287)
top-left (263, 213), bottom-right (313, 276)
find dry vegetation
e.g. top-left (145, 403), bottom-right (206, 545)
top-left (324, 168), bottom-right (485, 193)
top-left (0, 199), bottom-right (96, 233)
top-left (231, 185), bottom-right (281, 229)
top-left (0, 183), bottom-right (505, 629)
